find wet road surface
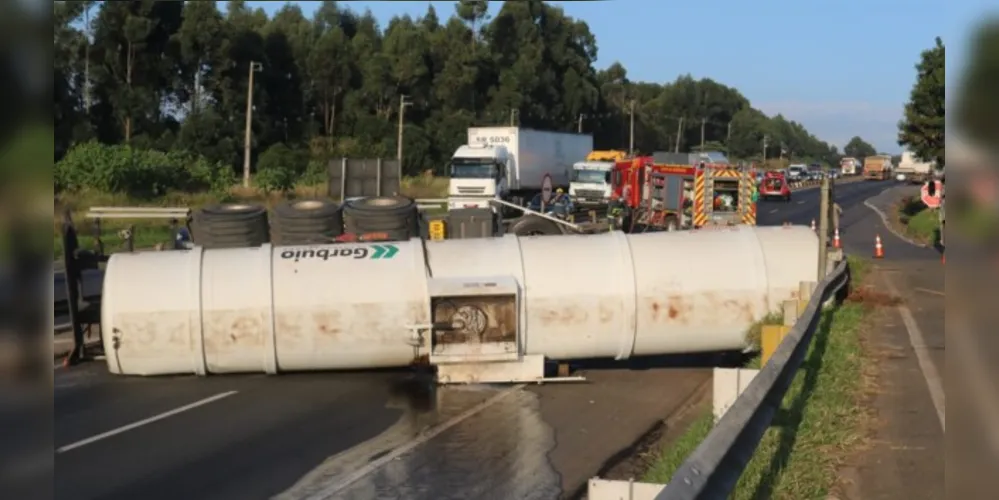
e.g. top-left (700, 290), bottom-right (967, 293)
top-left (49, 179), bottom-right (900, 500)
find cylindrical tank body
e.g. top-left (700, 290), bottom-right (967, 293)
top-left (101, 226), bottom-right (819, 376)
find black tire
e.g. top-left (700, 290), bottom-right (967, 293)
top-left (508, 215), bottom-right (562, 236)
top-left (271, 199), bottom-right (343, 245)
top-left (193, 203), bottom-right (270, 249)
top-left (342, 196), bottom-right (419, 241)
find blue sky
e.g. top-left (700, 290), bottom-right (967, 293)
top-left (252, 1), bottom-right (968, 153)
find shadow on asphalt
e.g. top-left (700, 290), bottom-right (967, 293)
top-left (564, 350), bottom-right (753, 373)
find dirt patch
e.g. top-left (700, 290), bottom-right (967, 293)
top-left (845, 285), bottom-right (902, 308)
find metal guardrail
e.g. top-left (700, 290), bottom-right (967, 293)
top-left (654, 258), bottom-right (850, 499)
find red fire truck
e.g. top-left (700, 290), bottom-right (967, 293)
top-left (610, 160), bottom-right (758, 232)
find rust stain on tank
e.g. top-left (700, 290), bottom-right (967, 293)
top-left (311, 310), bottom-right (342, 338)
top-left (598, 302), bottom-right (616, 324)
top-left (645, 294), bottom-right (689, 325)
top-left (722, 299), bottom-right (756, 324)
top-left (203, 310), bottom-right (265, 349)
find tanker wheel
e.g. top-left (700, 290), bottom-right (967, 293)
top-left (509, 215), bottom-right (562, 236)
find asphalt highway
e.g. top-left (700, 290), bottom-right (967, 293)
top-left (47, 178), bottom-right (901, 500)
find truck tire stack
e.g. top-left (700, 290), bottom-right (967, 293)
top-left (193, 204), bottom-right (270, 249)
top-left (342, 196), bottom-right (419, 241)
top-left (270, 199), bottom-right (344, 245)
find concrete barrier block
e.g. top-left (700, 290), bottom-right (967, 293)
top-left (713, 367), bottom-right (760, 421)
top-left (587, 478), bottom-right (667, 500)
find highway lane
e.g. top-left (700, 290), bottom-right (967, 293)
top-left (52, 180), bottom-right (899, 500)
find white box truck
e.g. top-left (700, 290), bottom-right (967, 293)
top-left (840, 157), bottom-right (859, 176)
top-left (895, 151), bottom-right (934, 184)
top-left (447, 127), bottom-right (593, 210)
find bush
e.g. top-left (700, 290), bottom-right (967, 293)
top-left (254, 143), bottom-right (309, 194)
top-left (55, 141), bottom-right (231, 197)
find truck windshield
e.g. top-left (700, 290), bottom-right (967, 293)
top-left (571, 169), bottom-right (610, 184)
top-left (450, 160), bottom-right (499, 179)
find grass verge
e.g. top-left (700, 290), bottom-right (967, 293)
top-left (894, 195), bottom-right (940, 245)
top-left (642, 268), bottom-right (871, 499)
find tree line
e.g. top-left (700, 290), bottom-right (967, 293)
top-left (55, 0), bottom-right (860, 195)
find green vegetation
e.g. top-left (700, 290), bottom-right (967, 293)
top-left (643, 297), bottom-right (869, 499)
top-left (54, 0), bottom-right (851, 201)
top-left (897, 196), bottom-right (941, 245)
top-left (898, 37), bottom-right (945, 168)
top-left (53, 1), bottom-right (867, 257)
top-left (843, 137), bottom-right (877, 160)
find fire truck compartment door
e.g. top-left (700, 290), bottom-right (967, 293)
top-left (661, 175), bottom-right (684, 211)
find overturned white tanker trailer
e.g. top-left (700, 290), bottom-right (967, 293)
top-left (100, 225), bottom-right (819, 383)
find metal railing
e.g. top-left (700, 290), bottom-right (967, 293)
top-left (654, 258), bottom-right (849, 499)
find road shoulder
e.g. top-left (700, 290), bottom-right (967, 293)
top-left (834, 263), bottom-right (944, 500)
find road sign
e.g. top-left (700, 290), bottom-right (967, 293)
top-left (541, 173), bottom-right (553, 203)
top-left (428, 220), bottom-right (446, 241)
top-left (370, 244), bottom-right (399, 259)
top-left (921, 180), bottom-right (942, 208)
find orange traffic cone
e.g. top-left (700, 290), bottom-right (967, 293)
top-left (873, 234), bottom-right (884, 259)
top-left (833, 228), bottom-right (841, 249)
top-left (941, 252), bottom-right (945, 265)
top-left (810, 219), bottom-right (816, 232)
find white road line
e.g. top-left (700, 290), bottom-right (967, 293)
top-left (881, 275), bottom-right (945, 431)
top-left (863, 197), bottom-right (926, 247)
top-left (796, 200), bottom-right (805, 205)
top-left (56, 391), bottom-right (239, 453)
top-left (768, 208), bottom-right (778, 214)
top-left (303, 384), bottom-right (527, 500)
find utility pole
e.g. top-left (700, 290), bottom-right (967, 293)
top-left (674, 117), bottom-right (684, 153)
top-left (397, 95), bottom-right (413, 164)
top-left (509, 108), bottom-right (518, 126)
top-left (628, 100), bottom-right (636, 156)
top-left (242, 60), bottom-right (263, 188)
top-left (762, 135), bottom-right (768, 163)
top-left (577, 113), bottom-right (585, 133)
top-left (726, 121), bottom-right (732, 148)
top-left (699, 118), bottom-right (707, 151)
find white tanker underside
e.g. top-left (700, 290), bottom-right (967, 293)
top-left (100, 226), bottom-right (820, 383)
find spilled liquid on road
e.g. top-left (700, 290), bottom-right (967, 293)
top-left (277, 378), bottom-right (562, 500)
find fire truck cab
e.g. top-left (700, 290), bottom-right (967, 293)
top-left (610, 160), bottom-right (757, 231)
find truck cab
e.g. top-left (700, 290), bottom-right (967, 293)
top-left (447, 144), bottom-right (508, 210)
top-left (568, 161), bottom-right (614, 206)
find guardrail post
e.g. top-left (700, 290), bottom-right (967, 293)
top-left (797, 281), bottom-right (817, 316)
top-left (818, 176), bottom-right (830, 281)
top-left (761, 301), bottom-right (797, 367)
top-left (783, 300), bottom-right (798, 326)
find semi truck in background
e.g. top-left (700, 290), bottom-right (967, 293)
top-left (840, 157), bottom-right (859, 176)
top-left (446, 127), bottom-right (593, 211)
top-left (862, 155), bottom-right (892, 180)
top-left (568, 150), bottom-right (628, 207)
top-left (895, 151), bottom-right (934, 183)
